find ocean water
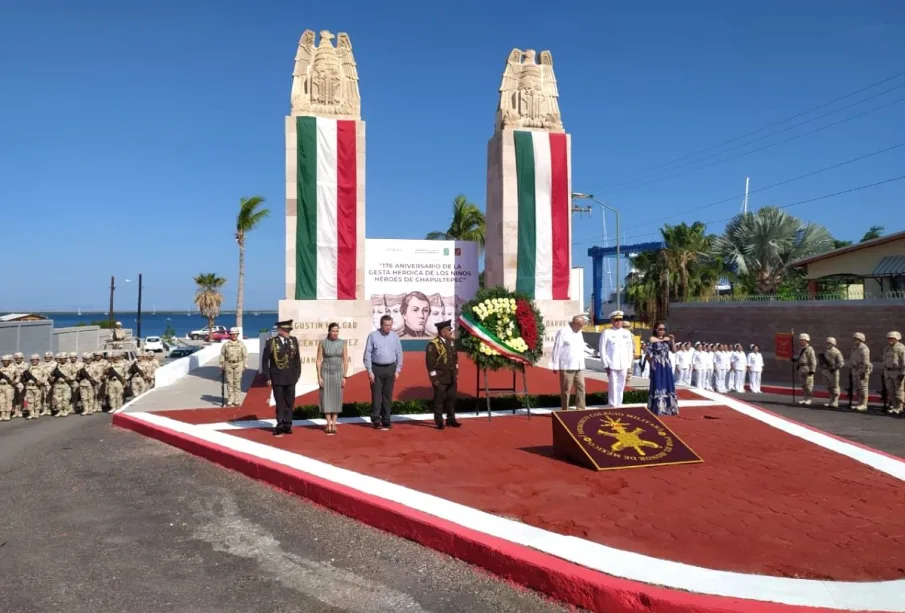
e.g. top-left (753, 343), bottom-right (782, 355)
top-left (40, 311), bottom-right (279, 339)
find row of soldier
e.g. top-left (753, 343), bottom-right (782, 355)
top-left (0, 350), bottom-right (159, 421)
top-left (795, 331), bottom-right (905, 413)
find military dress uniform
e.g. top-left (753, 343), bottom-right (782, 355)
top-left (796, 334), bottom-right (817, 405)
top-left (219, 328), bottom-right (248, 406)
top-left (849, 333), bottom-right (872, 412)
top-left (261, 321), bottom-right (302, 435)
top-left (426, 320), bottom-right (460, 429)
top-left (820, 337), bottom-right (845, 408)
top-left (882, 331), bottom-right (905, 415)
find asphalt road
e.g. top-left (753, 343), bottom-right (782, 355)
top-left (0, 415), bottom-right (577, 613)
top-left (735, 391), bottom-right (905, 459)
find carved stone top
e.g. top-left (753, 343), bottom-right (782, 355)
top-left (496, 48), bottom-right (563, 132)
top-left (290, 29), bottom-right (361, 119)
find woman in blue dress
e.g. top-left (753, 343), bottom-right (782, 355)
top-left (646, 322), bottom-right (679, 415)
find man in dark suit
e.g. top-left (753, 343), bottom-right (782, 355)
top-left (426, 320), bottom-right (460, 430)
top-left (261, 320), bottom-right (301, 436)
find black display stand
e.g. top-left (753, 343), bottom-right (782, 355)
top-left (474, 362), bottom-right (532, 420)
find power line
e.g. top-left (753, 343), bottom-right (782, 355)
top-left (575, 174), bottom-right (905, 248)
top-left (620, 141), bottom-right (905, 231)
top-left (599, 69), bottom-right (905, 187)
top-left (602, 92), bottom-right (905, 195)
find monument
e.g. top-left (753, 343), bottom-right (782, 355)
top-left (484, 48), bottom-right (581, 367)
top-left (279, 29), bottom-right (372, 389)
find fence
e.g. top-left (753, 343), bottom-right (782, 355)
top-left (676, 290), bottom-right (905, 305)
top-left (0, 320), bottom-right (54, 356)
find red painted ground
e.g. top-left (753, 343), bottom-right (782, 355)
top-left (162, 352), bottom-right (709, 425)
top-left (222, 406), bottom-right (905, 581)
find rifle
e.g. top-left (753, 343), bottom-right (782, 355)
top-left (221, 368), bottom-right (226, 407)
top-left (51, 366), bottom-right (70, 384)
top-left (21, 369), bottom-right (38, 386)
top-left (881, 373), bottom-right (888, 409)
top-left (818, 353), bottom-right (829, 370)
top-left (107, 366), bottom-right (126, 386)
top-left (0, 370), bottom-right (13, 386)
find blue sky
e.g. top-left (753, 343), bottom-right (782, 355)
top-left (2, 0), bottom-right (903, 311)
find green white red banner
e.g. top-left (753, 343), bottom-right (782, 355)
top-left (457, 313), bottom-right (530, 365)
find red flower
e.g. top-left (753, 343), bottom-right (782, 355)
top-left (515, 300), bottom-right (538, 350)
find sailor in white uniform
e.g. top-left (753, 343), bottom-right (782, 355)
top-left (598, 310), bottom-right (635, 407)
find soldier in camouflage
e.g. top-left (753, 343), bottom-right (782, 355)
top-left (68, 352), bottom-right (82, 412)
top-left (41, 352), bottom-right (56, 414)
top-left (52, 352), bottom-right (74, 416)
top-left (882, 331), bottom-right (905, 415)
top-left (219, 328), bottom-right (247, 406)
top-left (820, 337), bottom-right (845, 408)
top-left (106, 351), bottom-right (127, 411)
top-left (24, 354), bottom-right (44, 418)
top-left (796, 333), bottom-right (817, 406)
top-left (849, 332), bottom-right (872, 412)
top-left (0, 355), bottom-right (16, 421)
top-left (12, 351), bottom-right (28, 417)
top-left (78, 352), bottom-right (97, 415)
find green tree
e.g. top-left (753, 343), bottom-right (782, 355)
top-left (660, 221), bottom-right (711, 301)
top-left (235, 196), bottom-right (270, 334)
top-left (193, 273), bottom-right (226, 341)
top-left (713, 206), bottom-right (834, 294)
top-left (426, 195), bottom-right (486, 250)
top-left (860, 225), bottom-right (884, 242)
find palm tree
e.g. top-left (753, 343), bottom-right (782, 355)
top-left (194, 273), bottom-right (226, 341)
top-left (235, 196), bottom-right (270, 334)
top-left (660, 222), bottom-right (711, 301)
top-left (426, 195), bottom-right (486, 250)
top-left (713, 206), bottom-right (834, 294)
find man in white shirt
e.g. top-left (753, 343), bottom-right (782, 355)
top-left (747, 345), bottom-right (764, 393)
top-left (552, 315), bottom-right (588, 411)
top-left (730, 343), bottom-right (747, 392)
top-left (713, 344), bottom-right (730, 393)
top-left (598, 310), bottom-right (634, 407)
top-left (675, 342), bottom-right (692, 386)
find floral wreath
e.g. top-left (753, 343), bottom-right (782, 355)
top-left (457, 286), bottom-right (545, 371)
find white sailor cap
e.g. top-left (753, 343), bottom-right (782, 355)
top-left (609, 310), bottom-right (624, 320)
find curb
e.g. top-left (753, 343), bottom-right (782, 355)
top-left (112, 411), bottom-right (874, 613)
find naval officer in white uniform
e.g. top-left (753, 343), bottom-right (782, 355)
top-left (598, 310), bottom-right (635, 407)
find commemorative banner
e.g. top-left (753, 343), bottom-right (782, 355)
top-left (365, 239), bottom-right (480, 337)
top-left (775, 332), bottom-right (794, 361)
top-left (552, 407), bottom-right (703, 471)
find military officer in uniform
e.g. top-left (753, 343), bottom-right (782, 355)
top-left (820, 337), bottom-right (845, 408)
top-left (261, 320), bottom-right (302, 436)
top-left (219, 327), bottom-right (248, 406)
top-left (849, 332), bottom-right (872, 412)
top-left (796, 333), bottom-right (817, 406)
top-left (883, 330), bottom-right (905, 415)
top-left (426, 320), bottom-right (460, 430)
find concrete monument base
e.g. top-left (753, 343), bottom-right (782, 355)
top-left (536, 299), bottom-right (582, 368)
top-left (277, 299), bottom-right (371, 388)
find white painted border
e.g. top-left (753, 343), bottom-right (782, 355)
top-left (125, 408), bottom-right (905, 611)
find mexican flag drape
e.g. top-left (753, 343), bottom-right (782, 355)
top-left (294, 116), bottom-right (358, 300)
top-left (512, 130), bottom-right (571, 301)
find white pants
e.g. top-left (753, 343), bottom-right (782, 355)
top-left (679, 368), bottom-right (691, 386)
top-left (704, 368), bottom-right (714, 390)
top-left (733, 370), bottom-right (746, 392)
top-left (715, 368), bottom-right (728, 392)
top-left (749, 371), bottom-right (762, 393)
top-left (694, 369), bottom-right (705, 390)
top-left (608, 369), bottom-right (627, 407)
top-left (727, 370), bottom-right (737, 391)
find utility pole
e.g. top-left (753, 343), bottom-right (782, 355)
top-left (137, 273), bottom-right (143, 345)
top-left (108, 276), bottom-right (115, 330)
top-left (572, 193), bottom-right (621, 312)
top-left (742, 176), bottom-right (750, 214)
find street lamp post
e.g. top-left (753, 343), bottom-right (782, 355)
top-left (572, 193), bottom-right (621, 312)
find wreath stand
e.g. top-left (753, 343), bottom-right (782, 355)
top-left (474, 362), bottom-right (532, 420)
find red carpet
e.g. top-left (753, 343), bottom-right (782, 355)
top-left (220, 406), bottom-right (905, 581)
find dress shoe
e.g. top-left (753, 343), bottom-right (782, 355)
top-left (447, 420), bottom-right (462, 428)
top-left (435, 422), bottom-right (445, 430)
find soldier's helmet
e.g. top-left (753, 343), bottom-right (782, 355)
top-left (14, 352), bottom-right (24, 359)
top-left (45, 351), bottom-right (54, 358)
top-left (30, 354), bottom-right (40, 361)
top-left (94, 351), bottom-right (103, 357)
top-left (56, 352), bottom-right (67, 360)
top-left (826, 337), bottom-right (836, 346)
top-left (853, 332), bottom-right (866, 342)
top-left (799, 333), bottom-right (810, 342)
top-left (83, 352), bottom-right (93, 360)
top-left (69, 352), bottom-right (79, 359)
top-left (229, 327), bottom-right (240, 335)
top-left (112, 351), bottom-right (123, 359)
top-left (116, 321), bottom-right (122, 327)
top-left (888, 331), bottom-right (902, 341)
top-left (145, 351), bottom-right (154, 358)
top-left (1, 355), bottom-right (11, 362)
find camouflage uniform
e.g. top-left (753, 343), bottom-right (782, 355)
top-left (796, 334), bottom-right (817, 405)
top-left (41, 352), bottom-right (56, 414)
top-left (12, 352), bottom-right (28, 417)
top-left (24, 355), bottom-right (44, 418)
top-left (106, 352), bottom-right (127, 411)
top-left (820, 338), bottom-right (845, 408)
top-left (882, 331), bottom-right (905, 414)
top-left (219, 329), bottom-right (247, 406)
top-left (52, 352), bottom-right (74, 416)
top-left (849, 333), bottom-right (871, 411)
top-left (68, 352), bottom-right (82, 412)
top-left (87, 354), bottom-right (107, 414)
top-left (0, 355), bottom-right (16, 421)
top-left (78, 353), bottom-right (96, 415)
top-left (93, 351), bottom-right (108, 411)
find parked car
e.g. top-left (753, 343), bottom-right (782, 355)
top-left (169, 345), bottom-right (201, 358)
top-left (188, 325), bottom-right (227, 340)
top-left (144, 336), bottom-right (167, 353)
